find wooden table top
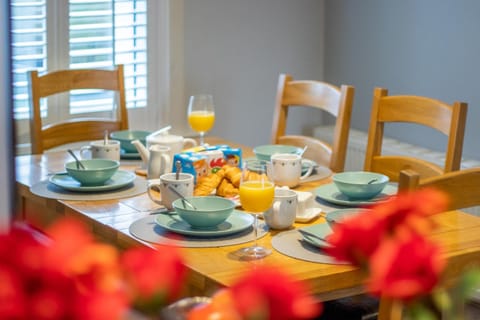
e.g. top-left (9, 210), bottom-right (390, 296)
top-left (14, 137), bottom-right (480, 300)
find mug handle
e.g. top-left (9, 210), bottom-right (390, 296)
top-left (79, 146), bottom-right (92, 159)
top-left (147, 183), bottom-right (164, 205)
top-left (299, 160), bottom-right (314, 180)
top-left (183, 138), bottom-right (198, 149)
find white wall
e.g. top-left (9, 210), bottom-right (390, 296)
top-left (183, 0), bottom-right (326, 148)
top-left (325, 0), bottom-right (480, 160)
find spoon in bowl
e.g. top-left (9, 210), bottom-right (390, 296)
top-left (299, 145), bottom-right (308, 157)
top-left (67, 149), bottom-right (85, 170)
top-left (168, 185), bottom-right (197, 210)
top-left (367, 178), bottom-right (378, 184)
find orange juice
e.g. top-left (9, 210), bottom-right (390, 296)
top-left (239, 180), bottom-right (275, 213)
top-left (188, 111), bottom-right (215, 133)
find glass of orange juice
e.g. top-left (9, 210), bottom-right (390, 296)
top-left (187, 94), bottom-right (215, 145)
top-left (237, 159), bottom-right (275, 260)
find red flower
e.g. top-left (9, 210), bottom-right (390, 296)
top-left (369, 189), bottom-right (448, 238)
top-left (188, 289), bottom-right (242, 320)
top-left (324, 210), bottom-right (386, 265)
top-left (325, 188), bottom-right (448, 266)
top-left (367, 234), bottom-right (445, 302)
top-left (121, 245), bottom-right (188, 312)
top-left (0, 265), bottom-right (26, 318)
top-left (193, 265), bottom-right (322, 320)
top-left (0, 219), bottom-right (133, 320)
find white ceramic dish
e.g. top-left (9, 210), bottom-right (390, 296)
top-left (295, 204), bottom-right (323, 223)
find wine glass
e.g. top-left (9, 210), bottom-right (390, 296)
top-left (237, 159), bottom-right (275, 260)
top-left (187, 94), bottom-right (215, 145)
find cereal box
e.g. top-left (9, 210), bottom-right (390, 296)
top-left (172, 145), bottom-right (242, 184)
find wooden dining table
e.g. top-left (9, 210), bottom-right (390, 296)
top-left (14, 137), bottom-right (480, 303)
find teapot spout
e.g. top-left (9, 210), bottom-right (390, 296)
top-left (131, 139), bottom-right (149, 165)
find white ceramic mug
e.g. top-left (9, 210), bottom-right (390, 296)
top-left (147, 173), bottom-right (194, 210)
top-left (80, 140), bottom-right (121, 161)
top-left (147, 134), bottom-right (197, 157)
top-left (270, 153), bottom-right (314, 188)
top-left (263, 188), bottom-right (297, 230)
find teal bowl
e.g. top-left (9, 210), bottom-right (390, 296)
top-left (253, 144), bottom-right (303, 161)
top-left (65, 159), bottom-right (119, 186)
top-left (110, 130), bottom-right (150, 153)
top-left (332, 171), bottom-right (389, 200)
top-left (173, 196), bottom-right (235, 229)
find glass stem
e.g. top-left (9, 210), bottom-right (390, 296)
top-left (199, 132), bottom-right (205, 145)
top-left (253, 213), bottom-right (258, 248)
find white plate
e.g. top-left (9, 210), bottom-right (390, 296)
top-left (154, 210), bottom-right (254, 237)
top-left (315, 183), bottom-right (397, 207)
top-left (49, 170), bottom-right (136, 192)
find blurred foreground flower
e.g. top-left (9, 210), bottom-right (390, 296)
top-left (324, 188), bottom-right (480, 319)
top-left (187, 265), bottom-right (322, 320)
top-left (0, 218), bottom-right (187, 319)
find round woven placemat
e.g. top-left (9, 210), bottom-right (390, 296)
top-left (129, 215), bottom-right (268, 248)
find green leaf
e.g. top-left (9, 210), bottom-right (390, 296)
top-left (458, 269), bottom-right (480, 299)
top-left (406, 302), bottom-right (438, 320)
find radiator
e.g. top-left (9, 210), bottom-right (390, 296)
top-left (313, 125), bottom-right (480, 216)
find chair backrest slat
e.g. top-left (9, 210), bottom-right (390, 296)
top-left (28, 65), bottom-right (129, 154)
top-left (271, 73), bottom-right (355, 172)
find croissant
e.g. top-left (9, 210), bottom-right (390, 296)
top-left (223, 165), bottom-right (242, 187)
top-left (244, 170), bottom-right (268, 183)
top-left (216, 178), bottom-right (239, 198)
top-left (222, 164), bottom-right (268, 188)
top-left (194, 168), bottom-right (225, 196)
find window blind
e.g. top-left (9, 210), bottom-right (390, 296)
top-left (10, 0), bottom-right (147, 119)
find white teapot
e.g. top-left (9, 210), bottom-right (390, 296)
top-left (146, 126), bottom-right (197, 157)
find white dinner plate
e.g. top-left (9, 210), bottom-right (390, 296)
top-left (298, 223), bottom-right (333, 248)
top-left (154, 210), bottom-right (254, 237)
top-left (49, 170), bottom-right (136, 192)
top-left (314, 183), bottom-right (397, 207)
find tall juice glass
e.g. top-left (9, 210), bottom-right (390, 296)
top-left (238, 159), bottom-right (275, 260)
top-left (187, 94), bottom-right (215, 145)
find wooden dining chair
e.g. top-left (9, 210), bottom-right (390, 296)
top-left (271, 73), bottom-right (355, 173)
top-left (378, 167), bottom-right (480, 320)
top-left (28, 64), bottom-right (129, 154)
top-left (364, 87), bottom-right (468, 182)
top-left (398, 168), bottom-right (480, 211)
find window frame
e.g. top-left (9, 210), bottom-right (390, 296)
top-left (13, 0), bottom-right (184, 154)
